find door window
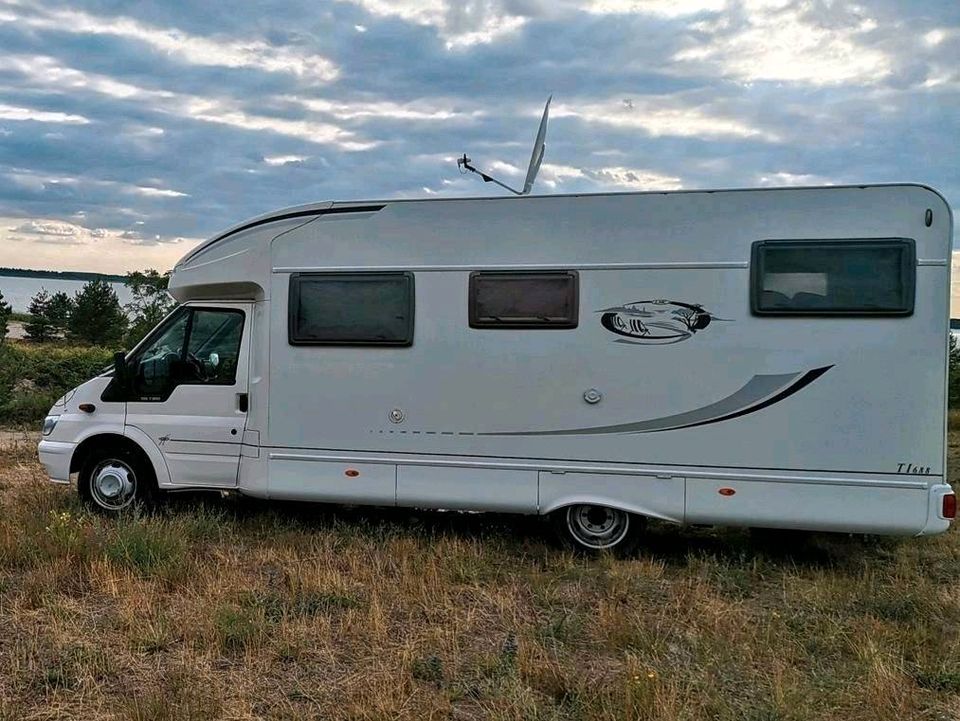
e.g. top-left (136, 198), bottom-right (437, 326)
top-left (186, 310), bottom-right (244, 384)
top-left (129, 307), bottom-right (244, 401)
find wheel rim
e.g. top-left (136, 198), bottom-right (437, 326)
top-left (566, 505), bottom-right (630, 549)
top-left (89, 459), bottom-right (137, 511)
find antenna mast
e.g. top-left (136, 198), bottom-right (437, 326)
top-left (457, 95), bottom-right (552, 196)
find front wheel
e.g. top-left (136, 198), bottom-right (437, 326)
top-left (79, 448), bottom-right (156, 512)
top-left (551, 504), bottom-right (643, 555)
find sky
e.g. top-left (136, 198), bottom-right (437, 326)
top-left (0, 0), bottom-right (957, 288)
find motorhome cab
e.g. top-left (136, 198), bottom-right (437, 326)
top-left (37, 184), bottom-right (955, 552)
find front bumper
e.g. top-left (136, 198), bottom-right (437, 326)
top-left (38, 440), bottom-right (75, 484)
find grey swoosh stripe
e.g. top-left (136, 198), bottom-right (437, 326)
top-left (479, 370), bottom-right (806, 437)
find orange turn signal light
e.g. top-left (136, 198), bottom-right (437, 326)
top-left (345, 468), bottom-right (360, 478)
top-left (718, 487), bottom-right (736, 496)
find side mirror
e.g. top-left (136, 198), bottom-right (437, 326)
top-left (102, 350), bottom-right (131, 403)
top-left (113, 351), bottom-right (128, 382)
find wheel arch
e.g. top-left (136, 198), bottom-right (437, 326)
top-left (69, 432), bottom-right (168, 487)
top-left (540, 494), bottom-right (680, 523)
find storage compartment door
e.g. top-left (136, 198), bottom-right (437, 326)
top-left (397, 465), bottom-right (538, 512)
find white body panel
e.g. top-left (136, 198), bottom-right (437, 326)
top-left (39, 185), bottom-right (955, 536)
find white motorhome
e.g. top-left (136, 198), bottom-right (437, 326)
top-left (38, 184), bottom-right (955, 552)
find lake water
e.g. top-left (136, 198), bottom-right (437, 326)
top-left (0, 275), bottom-right (133, 313)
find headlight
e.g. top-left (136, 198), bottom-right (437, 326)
top-left (41, 415), bottom-right (60, 436)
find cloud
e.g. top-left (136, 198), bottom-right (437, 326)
top-left (757, 172), bottom-right (835, 187)
top-left (0, 216), bottom-right (201, 269)
top-left (0, 103), bottom-right (90, 124)
top-left (263, 154), bottom-right (309, 166)
top-left (8, 219), bottom-right (109, 244)
top-left (585, 0), bottom-right (725, 17)
top-left (674, 2), bottom-right (892, 85)
top-left (585, 166), bottom-right (682, 190)
top-left (131, 186), bottom-right (189, 198)
top-left (334, 0), bottom-right (726, 48)
top-left (292, 97), bottom-right (484, 122)
top-left (552, 97), bottom-right (777, 140)
top-left (0, 4), bottom-right (339, 80)
top-left (0, 55), bottom-right (373, 149)
top-left (333, 0), bottom-right (527, 48)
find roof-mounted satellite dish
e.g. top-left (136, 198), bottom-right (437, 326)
top-left (457, 95), bottom-right (551, 196)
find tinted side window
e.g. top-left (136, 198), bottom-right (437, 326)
top-left (289, 272), bottom-right (414, 346)
top-left (469, 271), bottom-right (579, 328)
top-left (751, 239), bottom-right (915, 316)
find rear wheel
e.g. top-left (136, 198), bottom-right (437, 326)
top-left (79, 447), bottom-right (156, 512)
top-left (552, 504), bottom-right (642, 555)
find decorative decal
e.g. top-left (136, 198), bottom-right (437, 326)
top-left (374, 366), bottom-right (834, 437)
top-left (598, 300), bottom-right (729, 344)
top-left (479, 366), bottom-right (833, 436)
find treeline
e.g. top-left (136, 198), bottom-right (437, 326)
top-left (0, 267), bottom-right (126, 283)
top-left (0, 269), bottom-right (175, 349)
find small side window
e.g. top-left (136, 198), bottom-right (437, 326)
top-left (751, 239), bottom-right (915, 316)
top-left (289, 272), bottom-right (414, 346)
top-left (469, 271), bottom-right (579, 329)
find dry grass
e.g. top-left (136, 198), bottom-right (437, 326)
top-left (1, 432), bottom-right (959, 720)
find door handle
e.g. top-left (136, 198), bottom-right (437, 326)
top-left (237, 393), bottom-right (248, 413)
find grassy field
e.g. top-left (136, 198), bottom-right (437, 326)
top-left (1, 431), bottom-right (959, 720)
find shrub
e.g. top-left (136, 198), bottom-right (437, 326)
top-left (0, 289), bottom-right (10, 342)
top-left (0, 343), bottom-right (112, 424)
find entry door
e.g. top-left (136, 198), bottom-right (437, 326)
top-left (125, 303), bottom-right (251, 487)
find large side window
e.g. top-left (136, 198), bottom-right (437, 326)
top-left (129, 307), bottom-right (244, 401)
top-left (289, 272), bottom-right (414, 346)
top-left (469, 271), bottom-right (579, 329)
top-left (751, 239), bottom-right (915, 316)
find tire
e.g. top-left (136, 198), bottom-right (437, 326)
top-left (78, 446), bottom-right (157, 513)
top-left (551, 504), bottom-right (643, 556)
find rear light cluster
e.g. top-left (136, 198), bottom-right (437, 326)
top-left (943, 493), bottom-right (956, 520)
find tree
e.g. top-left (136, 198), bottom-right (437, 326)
top-left (46, 291), bottom-right (74, 337)
top-left (0, 289), bottom-right (10, 343)
top-left (68, 279), bottom-right (127, 347)
top-left (125, 269), bottom-right (175, 346)
top-left (24, 289), bottom-right (55, 342)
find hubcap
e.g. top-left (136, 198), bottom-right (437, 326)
top-left (90, 459), bottom-right (137, 510)
top-left (566, 504), bottom-right (630, 550)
